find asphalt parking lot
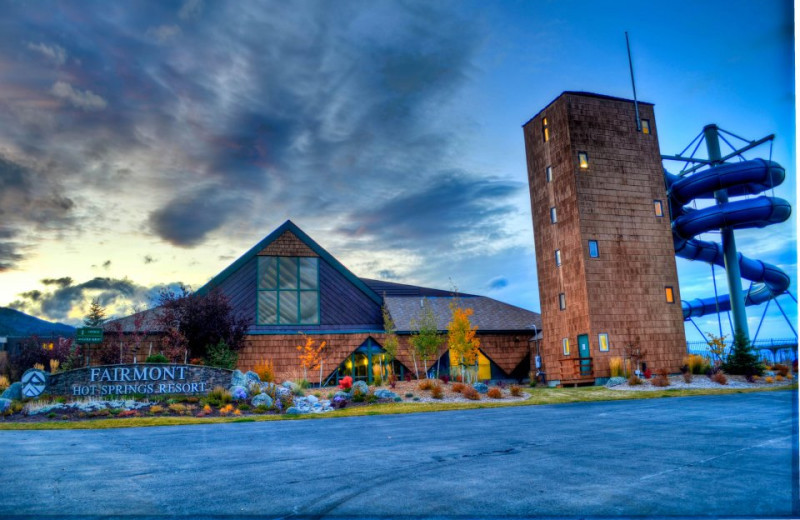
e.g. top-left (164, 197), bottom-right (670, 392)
top-left (1, 390), bottom-right (797, 519)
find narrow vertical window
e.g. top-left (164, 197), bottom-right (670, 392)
top-left (598, 333), bottom-right (609, 352)
top-left (555, 249), bottom-right (562, 267)
top-left (546, 165), bottom-right (553, 183)
top-left (665, 286), bottom-right (675, 303)
top-left (641, 119), bottom-right (651, 134)
top-left (654, 200), bottom-right (664, 217)
top-left (542, 117), bottom-right (550, 142)
top-left (558, 293), bottom-right (566, 310)
top-left (588, 240), bottom-right (599, 258)
top-left (578, 152), bottom-right (589, 169)
top-left (562, 337), bottom-right (570, 356)
top-left (550, 207), bottom-right (557, 224)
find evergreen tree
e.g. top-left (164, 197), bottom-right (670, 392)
top-left (722, 330), bottom-right (765, 376)
top-left (84, 299), bottom-right (107, 327)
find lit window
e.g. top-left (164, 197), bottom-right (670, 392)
top-left (578, 152), bottom-right (589, 169)
top-left (555, 249), bottom-right (562, 267)
top-left (665, 286), bottom-right (675, 303)
top-left (558, 293), bottom-right (566, 310)
top-left (641, 119), bottom-right (651, 134)
top-left (550, 207), bottom-right (557, 224)
top-left (654, 200), bottom-right (664, 217)
top-left (542, 117), bottom-right (550, 142)
top-left (258, 256), bottom-right (320, 325)
top-left (546, 165), bottom-right (553, 183)
top-left (598, 333), bottom-right (609, 352)
top-left (562, 337), bottom-right (570, 356)
top-left (588, 240), bottom-right (599, 258)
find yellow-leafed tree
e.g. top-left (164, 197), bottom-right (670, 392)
top-left (447, 304), bottom-right (480, 383)
top-left (297, 333), bottom-right (326, 386)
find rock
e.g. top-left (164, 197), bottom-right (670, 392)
top-left (334, 391), bottom-right (350, 400)
top-left (0, 398), bottom-right (11, 413)
top-left (245, 371), bottom-right (261, 384)
top-left (259, 382), bottom-right (276, 392)
top-left (293, 397), bottom-right (312, 413)
top-left (231, 370), bottom-right (247, 388)
top-left (286, 407), bottom-right (302, 415)
top-left (230, 385), bottom-right (248, 400)
top-left (252, 393), bottom-right (273, 408)
top-left (331, 396), bottom-right (347, 409)
top-left (276, 386), bottom-right (292, 398)
top-left (352, 380), bottom-right (369, 395)
top-left (604, 377), bottom-right (627, 388)
top-left (374, 389), bottom-right (397, 399)
top-left (393, 396), bottom-right (402, 402)
top-left (764, 370), bottom-right (776, 377)
top-left (1, 382), bottom-right (22, 401)
top-left (472, 382), bottom-right (489, 394)
top-left (306, 395), bottom-right (319, 405)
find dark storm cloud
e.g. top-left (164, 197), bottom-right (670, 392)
top-left (41, 277), bottom-right (73, 288)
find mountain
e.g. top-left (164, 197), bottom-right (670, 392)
top-left (0, 307), bottom-right (76, 337)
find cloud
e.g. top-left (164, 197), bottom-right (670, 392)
top-left (27, 42), bottom-right (67, 65)
top-left (488, 277), bottom-right (509, 290)
top-left (50, 81), bottom-right (108, 111)
top-left (179, 0), bottom-right (203, 20)
top-left (41, 277), bottom-right (73, 288)
top-left (102, 260), bottom-right (111, 269)
top-left (144, 255), bottom-right (156, 264)
top-left (145, 24), bottom-right (182, 44)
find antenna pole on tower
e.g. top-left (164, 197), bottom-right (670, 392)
top-left (626, 32), bottom-right (641, 131)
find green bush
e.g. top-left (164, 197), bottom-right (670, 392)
top-left (722, 331), bottom-right (765, 376)
top-left (205, 386), bottom-right (232, 407)
top-left (205, 341), bottom-right (238, 369)
top-left (145, 354), bottom-right (169, 364)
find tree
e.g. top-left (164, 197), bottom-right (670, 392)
top-left (447, 304), bottom-right (480, 383)
top-left (705, 332), bottom-right (728, 366)
top-left (381, 303), bottom-right (399, 380)
top-left (722, 331), bottom-right (765, 376)
top-left (84, 299), bottom-right (107, 327)
top-left (297, 333), bottom-right (325, 385)
top-left (409, 298), bottom-right (444, 379)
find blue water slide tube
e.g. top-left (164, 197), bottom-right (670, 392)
top-left (665, 159), bottom-right (792, 320)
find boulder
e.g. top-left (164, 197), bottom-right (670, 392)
top-left (604, 377), bottom-right (627, 388)
top-left (1, 382), bottom-right (22, 401)
top-left (276, 386), bottom-right (292, 398)
top-left (306, 395), bottom-right (319, 405)
top-left (0, 398), bottom-right (11, 414)
top-left (293, 397), bottom-right (312, 413)
top-left (230, 370), bottom-right (248, 388)
top-left (252, 393), bottom-right (273, 408)
top-left (472, 382), bottom-right (489, 394)
top-left (286, 407), bottom-right (303, 415)
top-left (331, 395), bottom-right (347, 409)
top-left (352, 380), bottom-right (369, 395)
top-left (245, 371), bottom-right (261, 384)
top-left (374, 389), bottom-right (397, 399)
top-left (230, 385), bottom-right (248, 400)
top-left (334, 391), bottom-right (350, 400)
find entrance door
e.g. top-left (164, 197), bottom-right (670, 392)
top-left (577, 334), bottom-right (591, 376)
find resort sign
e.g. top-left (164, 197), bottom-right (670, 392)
top-left (76, 327), bottom-right (104, 344)
top-left (44, 364), bottom-right (233, 397)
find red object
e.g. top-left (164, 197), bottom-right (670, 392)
top-left (439, 375), bottom-right (450, 384)
top-left (339, 376), bottom-right (353, 390)
top-left (644, 368), bottom-right (652, 379)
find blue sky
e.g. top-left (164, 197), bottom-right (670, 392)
top-left (0, 0), bottom-right (795, 342)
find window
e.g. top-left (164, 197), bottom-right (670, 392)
top-left (562, 337), bottom-right (570, 356)
top-left (542, 117), bottom-right (550, 142)
top-left (654, 199), bottom-right (664, 217)
top-left (558, 293), bottom-right (566, 310)
top-left (588, 240), bottom-right (599, 258)
top-left (555, 249), bottom-right (562, 267)
top-left (598, 333), bottom-right (609, 352)
top-left (546, 165), bottom-right (553, 183)
top-left (665, 286), bottom-right (675, 303)
top-left (550, 207), bottom-right (557, 224)
top-left (641, 119), bottom-right (651, 134)
top-left (257, 256), bottom-right (320, 324)
top-left (578, 152), bottom-right (589, 169)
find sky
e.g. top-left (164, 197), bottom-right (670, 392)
top-left (0, 0), bottom-right (795, 343)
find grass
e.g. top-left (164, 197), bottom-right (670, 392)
top-left (0, 383), bottom-right (794, 431)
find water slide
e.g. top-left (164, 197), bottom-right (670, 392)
top-left (665, 158), bottom-right (792, 320)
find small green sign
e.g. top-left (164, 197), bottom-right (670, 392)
top-left (76, 327), bottom-right (104, 344)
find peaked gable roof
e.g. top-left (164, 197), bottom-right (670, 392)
top-left (195, 220), bottom-right (382, 306)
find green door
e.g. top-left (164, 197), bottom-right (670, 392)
top-left (577, 334), bottom-right (591, 376)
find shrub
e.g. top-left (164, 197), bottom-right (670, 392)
top-left (205, 341), bottom-right (238, 369)
top-left (711, 371), bottom-right (728, 385)
top-left (643, 368), bottom-right (652, 379)
top-left (682, 372), bottom-right (693, 384)
top-left (145, 354), bottom-right (169, 364)
top-left (49, 359), bottom-right (60, 374)
top-left (387, 374), bottom-right (397, 388)
top-left (722, 331), bottom-right (764, 376)
top-left (452, 383), bottom-right (466, 394)
top-left (0, 375), bottom-right (8, 391)
top-left (609, 357), bottom-right (624, 378)
top-left (33, 362), bottom-right (45, 371)
top-left (373, 374), bottom-right (382, 387)
top-left (219, 404), bottom-right (234, 416)
top-left (206, 386), bottom-right (232, 407)
top-left (776, 375), bottom-right (785, 382)
top-left (418, 379), bottom-right (434, 391)
top-left (352, 387), bottom-right (366, 403)
top-left (764, 376), bottom-right (774, 384)
top-left (651, 375), bottom-right (670, 387)
top-left (298, 379), bottom-right (310, 390)
top-left (431, 383), bottom-right (444, 399)
top-left (627, 375), bottom-right (643, 386)
top-left (462, 387), bottom-right (480, 400)
top-left (439, 374), bottom-right (450, 384)
top-left (772, 364), bottom-right (790, 377)
top-left (339, 376), bottom-right (353, 391)
top-left (510, 384), bottom-right (522, 397)
top-left (684, 354), bottom-right (711, 375)
top-left (787, 374), bottom-right (794, 381)
top-left (253, 358), bottom-right (275, 383)
top-left (487, 387), bottom-right (502, 399)
top-left (149, 405), bottom-right (164, 414)
top-left (168, 403), bottom-right (188, 414)
top-left (746, 374), bottom-right (757, 383)
top-left (404, 392), bottom-right (414, 398)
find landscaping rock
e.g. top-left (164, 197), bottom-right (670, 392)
top-left (230, 385), bottom-right (248, 400)
top-left (334, 391), bottom-right (350, 400)
top-left (276, 386), bottom-right (292, 398)
top-left (293, 397), bottom-right (312, 413)
top-left (282, 381), bottom-right (301, 393)
top-left (245, 371), bottom-right (261, 384)
top-left (230, 370), bottom-right (248, 388)
top-left (472, 382), bottom-right (489, 394)
top-left (306, 395), bottom-right (319, 405)
top-left (252, 393), bottom-right (273, 408)
top-left (764, 370), bottom-right (776, 377)
top-left (1, 382), bottom-right (22, 401)
top-left (374, 389), bottom-right (397, 399)
top-left (352, 380), bottom-right (369, 395)
top-left (0, 398), bottom-right (11, 413)
top-left (332, 395), bottom-right (347, 409)
top-left (605, 377), bottom-right (627, 388)
top-left (286, 406), bottom-right (302, 415)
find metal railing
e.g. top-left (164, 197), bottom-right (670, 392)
top-left (687, 338), bottom-right (797, 363)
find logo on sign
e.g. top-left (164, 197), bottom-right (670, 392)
top-left (21, 369), bottom-right (48, 398)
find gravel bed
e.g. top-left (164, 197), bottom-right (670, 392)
top-left (608, 374), bottom-right (794, 392)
